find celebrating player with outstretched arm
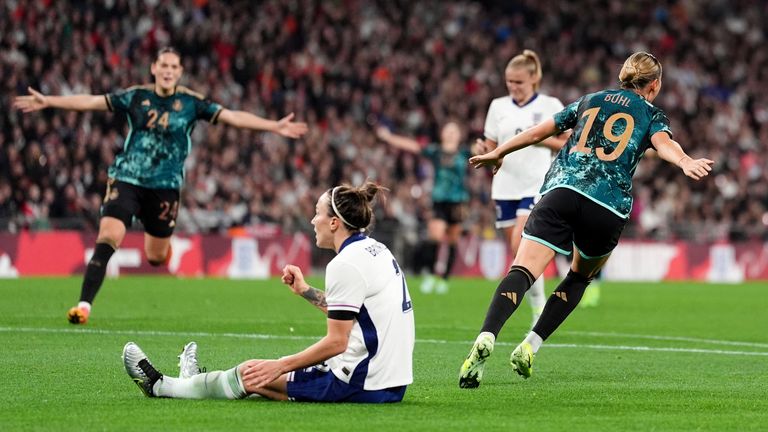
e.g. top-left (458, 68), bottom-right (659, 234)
top-left (376, 121), bottom-right (470, 295)
top-left (13, 47), bottom-right (308, 325)
top-left (122, 182), bottom-right (415, 403)
top-left (459, 52), bottom-right (713, 388)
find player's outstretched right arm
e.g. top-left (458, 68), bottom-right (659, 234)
top-left (376, 127), bottom-right (421, 153)
top-left (13, 87), bottom-right (108, 113)
top-left (282, 264), bottom-right (327, 314)
top-left (470, 118), bottom-right (560, 174)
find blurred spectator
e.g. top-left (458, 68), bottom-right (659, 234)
top-left (1, 0), bottom-right (766, 248)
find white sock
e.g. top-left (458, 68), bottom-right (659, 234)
top-left (153, 366), bottom-right (247, 400)
top-left (78, 301), bottom-right (92, 312)
top-left (478, 331), bottom-right (496, 344)
top-left (523, 331), bottom-right (544, 354)
top-left (528, 276), bottom-right (546, 314)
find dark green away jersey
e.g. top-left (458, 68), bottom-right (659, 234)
top-left (105, 85), bottom-right (223, 189)
top-left (545, 89), bottom-right (672, 218)
top-left (422, 145), bottom-right (471, 203)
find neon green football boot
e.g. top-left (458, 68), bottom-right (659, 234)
top-left (459, 333), bottom-right (495, 388)
top-left (510, 342), bottom-right (534, 379)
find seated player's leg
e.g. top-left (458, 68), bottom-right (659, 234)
top-left (178, 342), bottom-right (203, 379)
top-left (278, 365), bottom-right (405, 403)
top-left (241, 360), bottom-right (289, 400)
top-left (68, 179), bottom-right (137, 324)
top-left (123, 342), bottom-right (248, 400)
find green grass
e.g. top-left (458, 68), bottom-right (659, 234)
top-left (1, 276), bottom-right (767, 431)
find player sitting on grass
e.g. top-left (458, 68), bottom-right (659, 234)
top-left (459, 52), bottom-right (713, 388)
top-left (123, 182), bottom-right (415, 402)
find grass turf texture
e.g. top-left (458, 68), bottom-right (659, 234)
top-left (1, 276), bottom-right (766, 431)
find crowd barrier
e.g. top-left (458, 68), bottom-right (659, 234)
top-left (0, 231), bottom-right (765, 282)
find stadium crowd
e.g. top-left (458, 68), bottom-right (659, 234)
top-left (1, 0), bottom-right (766, 247)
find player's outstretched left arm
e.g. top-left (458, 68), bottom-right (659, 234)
top-left (217, 110), bottom-right (308, 138)
top-left (282, 264), bottom-right (327, 314)
top-left (651, 132), bottom-right (713, 181)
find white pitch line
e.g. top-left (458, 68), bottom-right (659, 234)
top-left (562, 330), bottom-right (768, 349)
top-left (1, 326), bottom-right (768, 357)
top-left (417, 326), bottom-right (768, 349)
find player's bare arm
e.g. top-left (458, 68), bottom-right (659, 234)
top-left (240, 318), bottom-right (353, 390)
top-left (13, 87), bottom-right (108, 113)
top-left (537, 130), bottom-right (571, 151)
top-left (282, 264), bottom-right (327, 313)
top-left (217, 110), bottom-right (308, 138)
top-left (472, 138), bottom-right (496, 155)
top-left (470, 118), bottom-right (560, 174)
top-left (376, 127), bottom-right (421, 153)
top-left (651, 132), bottom-right (713, 181)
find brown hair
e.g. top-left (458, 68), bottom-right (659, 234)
top-left (155, 46), bottom-right (181, 63)
top-left (619, 52), bottom-right (662, 90)
top-left (506, 49), bottom-right (543, 90)
top-left (326, 181), bottom-right (389, 232)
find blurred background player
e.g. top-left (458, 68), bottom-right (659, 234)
top-left (460, 52), bottom-right (713, 388)
top-left (376, 122), bottom-right (470, 294)
top-left (122, 181), bottom-right (415, 403)
top-left (13, 47), bottom-right (308, 325)
top-left (478, 49), bottom-right (569, 326)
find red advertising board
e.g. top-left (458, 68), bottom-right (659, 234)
top-left (0, 231), bottom-right (312, 278)
top-left (0, 232), bottom-right (766, 281)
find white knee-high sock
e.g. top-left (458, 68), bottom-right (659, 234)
top-left (528, 276), bottom-right (546, 315)
top-left (153, 366), bottom-right (247, 400)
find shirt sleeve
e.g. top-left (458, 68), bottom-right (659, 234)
top-left (648, 107), bottom-right (673, 139)
top-left (105, 88), bottom-right (134, 113)
top-left (420, 143), bottom-right (439, 158)
top-left (553, 97), bottom-right (583, 132)
top-left (483, 100), bottom-right (499, 142)
top-left (195, 97), bottom-right (223, 124)
top-left (325, 259), bottom-right (365, 314)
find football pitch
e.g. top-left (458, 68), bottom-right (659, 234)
top-left (1, 276), bottom-right (766, 431)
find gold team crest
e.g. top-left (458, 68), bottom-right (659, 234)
top-left (173, 100), bottom-right (183, 111)
top-left (141, 99), bottom-right (150, 107)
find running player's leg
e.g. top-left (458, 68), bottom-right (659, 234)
top-left (460, 238), bottom-right (554, 387)
top-left (436, 219), bottom-right (462, 294)
top-left (525, 192), bottom-right (625, 367)
top-left (140, 188), bottom-right (179, 266)
top-left (481, 239), bottom-right (554, 337)
top-left (531, 251), bottom-right (608, 342)
top-left (68, 180), bottom-right (136, 324)
top-left (513, 207), bottom-right (545, 326)
top-left (144, 234), bottom-right (171, 266)
top-left (421, 216), bottom-right (446, 293)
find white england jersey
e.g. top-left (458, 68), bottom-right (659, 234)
top-left (324, 235), bottom-right (415, 391)
top-left (484, 93), bottom-right (564, 200)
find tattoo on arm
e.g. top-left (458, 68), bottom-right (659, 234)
top-left (301, 287), bottom-right (327, 309)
